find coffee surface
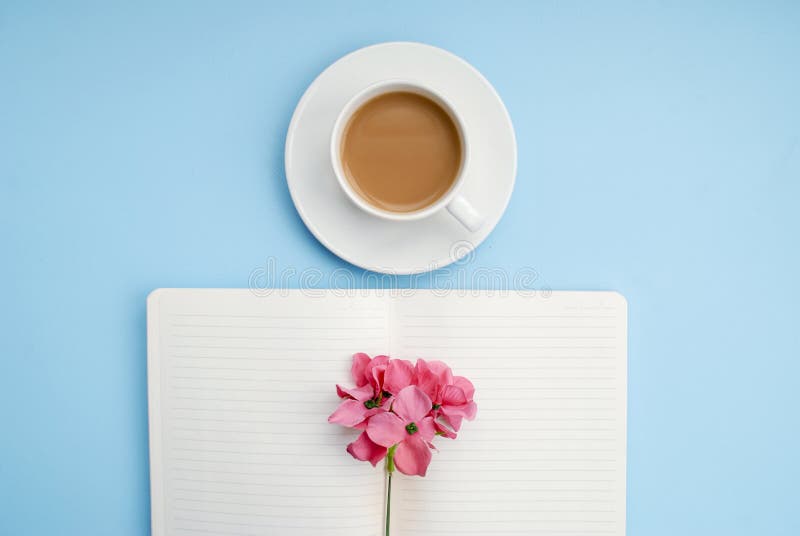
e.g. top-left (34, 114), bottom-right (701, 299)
top-left (341, 91), bottom-right (462, 213)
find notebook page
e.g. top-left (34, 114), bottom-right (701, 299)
top-left (147, 289), bottom-right (388, 536)
top-left (389, 291), bottom-right (627, 535)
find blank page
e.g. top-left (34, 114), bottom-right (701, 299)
top-left (147, 289), bottom-right (388, 536)
top-left (390, 291), bottom-right (627, 535)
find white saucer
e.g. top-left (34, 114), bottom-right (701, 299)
top-left (285, 42), bottom-right (517, 275)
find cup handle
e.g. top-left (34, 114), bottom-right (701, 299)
top-left (446, 195), bottom-right (484, 232)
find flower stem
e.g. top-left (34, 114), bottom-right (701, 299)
top-left (385, 470), bottom-right (392, 536)
top-left (385, 445), bottom-right (396, 536)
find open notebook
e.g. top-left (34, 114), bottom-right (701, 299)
top-left (147, 289), bottom-right (627, 535)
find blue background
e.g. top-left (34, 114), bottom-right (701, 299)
top-left (1, 1), bottom-right (798, 534)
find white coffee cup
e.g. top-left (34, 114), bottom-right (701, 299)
top-left (330, 80), bottom-right (484, 232)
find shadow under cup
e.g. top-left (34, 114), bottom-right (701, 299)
top-left (337, 87), bottom-right (466, 216)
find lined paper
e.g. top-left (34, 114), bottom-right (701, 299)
top-left (148, 289), bottom-right (627, 536)
top-left (147, 290), bottom-right (388, 536)
top-left (389, 292), bottom-right (627, 536)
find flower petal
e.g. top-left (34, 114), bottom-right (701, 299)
top-left (351, 353), bottom-right (372, 387)
top-left (366, 355), bottom-right (390, 390)
top-left (336, 383), bottom-right (375, 402)
top-left (392, 386), bottom-right (433, 423)
top-left (366, 412), bottom-right (407, 448)
top-left (384, 359), bottom-right (414, 395)
top-left (372, 355), bottom-right (390, 367)
top-left (354, 420), bottom-right (368, 430)
top-left (441, 385), bottom-right (467, 406)
top-left (434, 419), bottom-right (458, 439)
top-left (346, 431), bottom-right (387, 466)
top-left (453, 376), bottom-right (475, 399)
top-left (463, 401), bottom-right (477, 420)
top-left (328, 399), bottom-right (368, 428)
top-left (371, 364), bottom-right (387, 391)
top-left (394, 436), bottom-right (433, 477)
top-left (416, 416), bottom-right (436, 442)
top-left (427, 360), bottom-right (453, 385)
top-left (440, 413), bottom-right (464, 431)
top-left (442, 400), bottom-right (478, 422)
top-left (413, 359), bottom-right (438, 399)
top-left (414, 359), bottom-right (453, 401)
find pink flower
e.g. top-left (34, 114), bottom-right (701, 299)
top-left (415, 359), bottom-right (477, 434)
top-left (350, 352), bottom-right (389, 390)
top-left (437, 376), bottom-right (477, 432)
top-left (383, 358), bottom-right (415, 396)
top-left (329, 354), bottom-right (415, 428)
top-left (367, 386), bottom-right (436, 476)
top-left (329, 354), bottom-right (477, 476)
top-left (414, 359), bottom-right (453, 401)
top-left (328, 382), bottom-right (386, 428)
